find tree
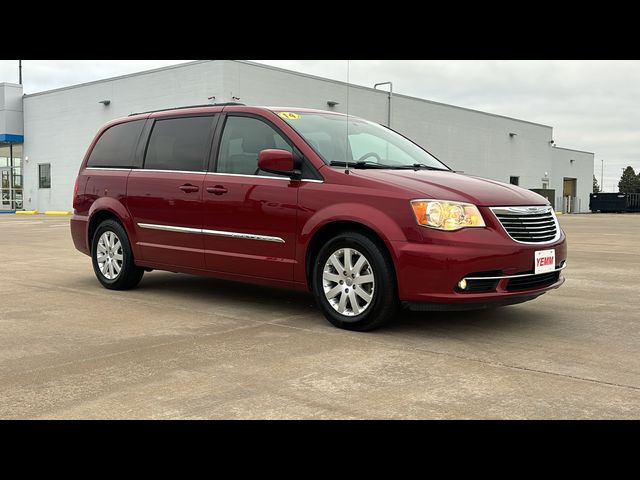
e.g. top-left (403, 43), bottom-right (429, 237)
top-left (618, 166), bottom-right (640, 193)
top-left (593, 175), bottom-right (600, 193)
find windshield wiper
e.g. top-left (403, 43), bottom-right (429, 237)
top-left (330, 161), bottom-right (450, 171)
top-left (329, 160), bottom-right (398, 169)
top-left (400, 163), bottom-right (450, 171)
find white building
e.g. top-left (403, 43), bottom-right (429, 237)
top-left (0, 60), bottom-right (593, 213)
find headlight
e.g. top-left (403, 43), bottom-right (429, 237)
top-left (410, 199), bottom-right (486, 231)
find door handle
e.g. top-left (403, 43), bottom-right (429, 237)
top-left (179, 184), bottom-right (200, 193)
top-left (206, 185), bottom-right (228, 195)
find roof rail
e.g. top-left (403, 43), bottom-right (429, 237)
top-left (128, 102), bottom-right (246, 116)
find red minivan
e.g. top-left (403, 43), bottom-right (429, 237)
top-left (71, 104), bottom-right (566, 330)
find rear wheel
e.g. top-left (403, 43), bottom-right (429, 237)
top-left (91, 219), bottom-right (144, 290)
top-left (312, 231), bottom-right (398, 331)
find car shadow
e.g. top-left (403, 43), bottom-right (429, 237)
top-left (385, 306), bottom-right (547, 336)
top-left (130, 271), bottom-right (546, 336)
top-left (136, 271), bottom-right (318, 314)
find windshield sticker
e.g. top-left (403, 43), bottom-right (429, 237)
top-left (278, 112), bottom-right (301, 120)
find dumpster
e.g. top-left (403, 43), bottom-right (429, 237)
top-left (590, 193), bottom-right (640, 212)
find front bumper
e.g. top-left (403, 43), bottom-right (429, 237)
top-left (403, 292), bottom-right (548, 311)
top-left (390, 226), bottom-right (567, 304)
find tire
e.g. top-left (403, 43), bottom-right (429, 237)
top-left (91, 219), bottom-right (144, 290)
top-left (312, 231), bottom-right (398, 331)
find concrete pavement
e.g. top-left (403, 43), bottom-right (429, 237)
top-left (0, 213), bottom-right (638, 418)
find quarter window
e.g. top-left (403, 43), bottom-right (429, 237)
top-left (39, 164), bottom-right (51, 189)
top-left (144, 116), bottom-right (215, 172)
top-left (217, 116), bottom-right (292, 176)
top-left (87, 120), bottom-right (145, 168)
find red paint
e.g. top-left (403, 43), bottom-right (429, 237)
top-left (257, 149), bottom-right (295, 173)
top-left (71, 105), bottom-right (567, 306)
top-left (126, 170), bottom-right (205, 269)
top-left (202, 173), bottom-right (298, 280)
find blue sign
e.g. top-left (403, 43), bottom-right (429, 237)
top-left (0, 134), bottom-right (24, 143)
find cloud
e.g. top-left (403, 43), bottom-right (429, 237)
top-left (1, 60), bottom-right (638, 191)
top-left (0, 60), bottom-right (190, 94)
top-left (255, 60), bottom-right (640, 191)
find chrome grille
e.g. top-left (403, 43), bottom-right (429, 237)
top-left (490, 206), bottom-right (559, 244)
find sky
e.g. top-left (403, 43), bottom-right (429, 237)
top-left (1, 59), bottom-right (638, 192)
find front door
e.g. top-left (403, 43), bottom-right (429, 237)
top-left (563, 177), bottom-right (577, 213)
top-left (202, 115), bottom-right (299, 281)
top-left (0, 167), bottom-right (11, 210)
top-left (126, 115), bottom-right (217, 269)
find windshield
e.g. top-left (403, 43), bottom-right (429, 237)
top-left (276, 111), bottom-right (449, 170)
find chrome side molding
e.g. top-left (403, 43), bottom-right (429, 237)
top-left (137, 223), bottom-right (285, 244)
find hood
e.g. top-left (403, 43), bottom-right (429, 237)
top-left (353, 169), bottom-right (549, 206)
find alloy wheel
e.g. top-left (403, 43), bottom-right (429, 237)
top-left (322, 247), bottom-right (375, 316)
top-left (96, 231), bottom-right (123, 280)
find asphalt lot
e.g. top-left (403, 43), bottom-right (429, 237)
top-left (0, 213), bottom-right (638, 419)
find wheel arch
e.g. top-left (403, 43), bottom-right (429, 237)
top-left (304, 220), bottom-right (399, 291)
top-left (87, 199), bottom-right (135, 255)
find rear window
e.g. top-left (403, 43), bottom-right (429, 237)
top-left (87, 120), bottom-right (145, 168)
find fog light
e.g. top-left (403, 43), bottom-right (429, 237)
top-left (458, 279), bottom-right (467, 290)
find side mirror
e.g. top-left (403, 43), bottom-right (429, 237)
top-left (258, 149), bottom-right (301, 179)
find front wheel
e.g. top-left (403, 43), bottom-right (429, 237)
top-left (91, 219), bottom-right (144, 290)
top-left (312, 231), bottom-right (398, 331)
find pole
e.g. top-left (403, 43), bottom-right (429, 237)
top-left (387, 85), bottom-right (392, 128)
top-left (374, 81), bottom-right (393, 128)
top-left (9, 143), bottom-right (14, 210)
top-left (600, 159), bottom-right (603, 192)
top-left (19, 60), bottom-right (22, 85)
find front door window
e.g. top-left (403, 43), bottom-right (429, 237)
top-left (217, 116), bottom-right (292, 177)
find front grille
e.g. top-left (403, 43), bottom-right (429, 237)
top-left (491, 206), bottom-right (558, 243)
top-left (507, 271), bottom-right (560, 291)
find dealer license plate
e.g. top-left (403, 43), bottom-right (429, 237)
top-left (534, 249), bottom-right (555, 274)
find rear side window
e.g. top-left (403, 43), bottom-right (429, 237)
top-left (87, 120), bottom-right (145, 168)
top-left (144, 116), bottom-right (215, 172)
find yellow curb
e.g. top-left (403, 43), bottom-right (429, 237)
top-left (44, 211), bottom-right (72, 216)
top-left (16, 210), bottom-right (38, 215)
top-left (555, 211), bottom-right (563, 215)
